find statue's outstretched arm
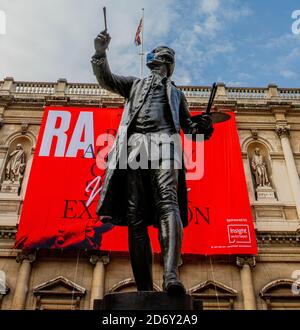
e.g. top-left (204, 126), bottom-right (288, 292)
top-left (91, 30), bottom-right (137, 99)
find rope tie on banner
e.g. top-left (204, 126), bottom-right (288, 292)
top-left (71, 250), bottom-right (80, 309)
top-left (209, 256), bottom-right (220, 310)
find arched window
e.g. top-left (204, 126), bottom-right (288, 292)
top-left (260, 279), bottom-right (300, 310)
top-left (109, 278), bottom-right (161, 293)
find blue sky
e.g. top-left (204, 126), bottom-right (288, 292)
top-left (0, 0), bottom-right (299, 87)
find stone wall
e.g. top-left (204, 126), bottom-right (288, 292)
top-left (0, 78), bottom-right (300, 309)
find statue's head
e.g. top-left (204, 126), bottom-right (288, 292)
top-left (146, 46), bottom-right (175, 77)
top-left (254, 147), bottom-right (260, 155)
top-left (16, 144), bottom-right (22, 150)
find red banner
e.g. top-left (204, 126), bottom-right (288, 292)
top-left (15, 106), bottom-right (257, 255)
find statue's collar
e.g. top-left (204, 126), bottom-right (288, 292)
top-left (149, 72), bottom-right (169, 86)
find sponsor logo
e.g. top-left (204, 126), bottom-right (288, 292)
top-left (227, 224), bottom-right (251, 244)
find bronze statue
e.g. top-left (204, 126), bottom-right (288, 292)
top-left (91, 29), bottom-right (213, 295)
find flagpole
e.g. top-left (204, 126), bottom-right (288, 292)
top-left (140, 8), bottom-right (144, 78)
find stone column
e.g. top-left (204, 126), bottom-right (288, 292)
top-left (276, 124), bottom-right (300, 219)
top-left (11, 253), bottom-right (36, 310)
top-left (236, 256), bottom-right (256, 310)
top-left (89, 255), bottom-right (110, 309)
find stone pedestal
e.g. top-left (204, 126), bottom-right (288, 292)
top-left (1, 180), bottom-right (21, 194)
top-left (256, 186), bottom-right (276, 201)
top-left (94, 292), bottom-right (198, 310)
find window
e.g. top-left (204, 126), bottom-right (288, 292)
top-left (33, 276), bottom-right (86, 310)
top-left (189, 280), bottom-right (238, 310)
top-left (109, 278), bottom-right (161, 293)
top-left (260, 279), bottom-right (300, 310)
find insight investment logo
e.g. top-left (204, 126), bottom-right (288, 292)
top-left (292, 10), bottom-right (300, 35)
top-left (0, 10), bottom-right (6, 35)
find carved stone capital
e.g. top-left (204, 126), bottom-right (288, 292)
top-left (236, 256), bottom-right (256, 269)
top-left (90, 255), bottom-right (110, 266)
top-left (275, 124), bottom-right (290, 138)
top-left (16, 252), bottom-right (36, 264)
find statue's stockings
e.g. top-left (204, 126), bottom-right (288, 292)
top-left (126, 166), bottom-right (183, 291)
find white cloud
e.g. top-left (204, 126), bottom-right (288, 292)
top-left (262, 33), bottom-right (300, 82)
top-left (200, 0), bottom-right (220, 14)
top-left (0, 0), bottom-right (253, 85)
top-left (196, 0), bottom-right (252, 37)
top-left (280, 70), bottom-right (297, 79)
top-left (0, 0), bottom-right (175, 82)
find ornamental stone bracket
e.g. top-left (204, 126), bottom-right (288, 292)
top-left (21, 122), bottom-right (29, 135)
top-left (250, 129), bottom-right (258, 140)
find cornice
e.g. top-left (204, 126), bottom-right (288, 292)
top-left (256, 231), bottom-right (300, 247)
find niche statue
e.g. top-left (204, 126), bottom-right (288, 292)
top-left (5, 144), bottom-right (26, 184)
top-left (251, 147), bottom-right (270, 188)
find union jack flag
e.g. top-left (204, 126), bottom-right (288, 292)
top-left (134, 18), bottom-right (143, 46)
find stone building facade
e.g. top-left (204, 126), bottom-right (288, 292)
top-left (0, 77), bottom-right (300, 310)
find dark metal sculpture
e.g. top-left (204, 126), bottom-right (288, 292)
top-left (91, 12), bottom-right (214, 295)
top-left (191, 82), bottom-right (231, 126)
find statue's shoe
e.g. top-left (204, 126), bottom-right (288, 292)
top-left (163, 276), bottom-right (186, 296)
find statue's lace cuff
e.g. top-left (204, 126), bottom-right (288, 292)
top-left (91, 56), bottom-right (105, 66)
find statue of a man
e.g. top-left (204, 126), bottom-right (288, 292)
top-left (251, 147), bottom-right (270, 188)
top-left (91, 30), bottom-right (213, 295)
top-left (5, 144), bottom-right (26, 183)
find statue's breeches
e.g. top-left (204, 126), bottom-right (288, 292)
top-left (126, 166), bottom-right (183, 291)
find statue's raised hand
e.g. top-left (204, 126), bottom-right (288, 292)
top-left (94, 30), bottom-right (111, 55)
